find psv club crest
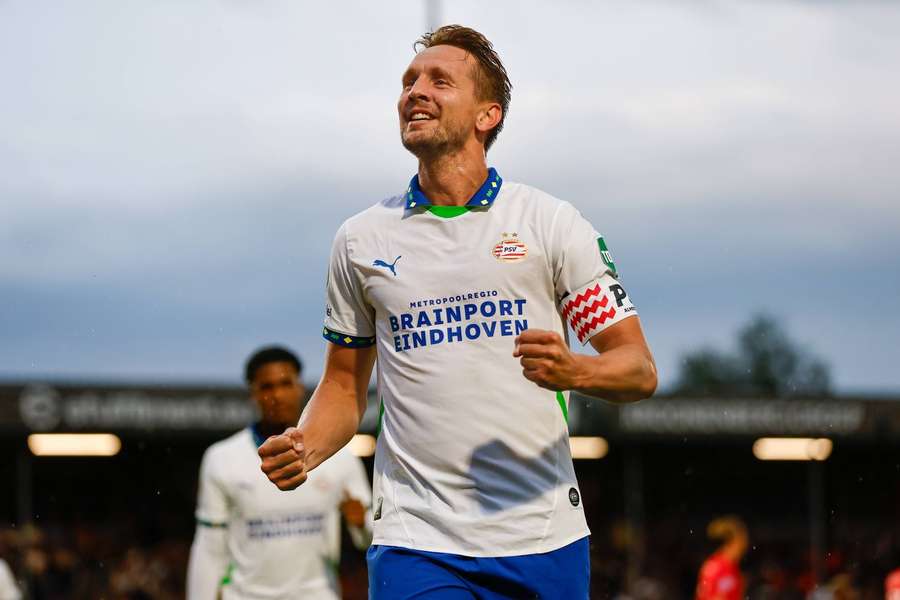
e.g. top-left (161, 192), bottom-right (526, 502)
top-left (492, 232), bottom-right (528, 262)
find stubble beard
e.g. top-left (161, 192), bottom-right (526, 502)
top-left (401, 120), bottom-right (467, 162)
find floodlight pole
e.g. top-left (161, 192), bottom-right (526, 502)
top-left (16, 447), bottom-right (33, 599)
top-left (425, 0), bottom-right (442, 31)
top-left (16, 448), bottom-right (32, 526)
top-left (624, 446), bottom-right (645, 591)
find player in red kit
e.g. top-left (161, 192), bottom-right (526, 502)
top-left (696, 516), bottom-right (748, 600)
top-left (886, 567), bottom-right (900, 600)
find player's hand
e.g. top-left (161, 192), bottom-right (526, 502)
top-left (339, 493), bottom-right (367, 528)
top-left (258, 427), bottom-right (307, 491)
top-left (513, 329), bottom-right (583, 391)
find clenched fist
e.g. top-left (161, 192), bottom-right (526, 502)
top-left (258, 427), bottom-right (308, 491)
top-left (513, 329), bottom-right (582, 391)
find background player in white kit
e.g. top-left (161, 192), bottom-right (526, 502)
top-left (259, 26), bottom-right (657, 599)
top-left (0, 557), bottom-right (21, 600)
top-left (187, 346), bottom-right (372, 600)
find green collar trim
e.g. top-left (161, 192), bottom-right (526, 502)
top-left (428, 205), bottom-right (470, 219)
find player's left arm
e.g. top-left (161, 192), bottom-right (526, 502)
top-left (187, 449), bottom-right (231, 599)
top-left (536, 200), bottom-right (657, 403)
top-left (339, 452), bottom-right (374, 549)
top-left (514, 316), bottom-right (657, 404)
top-left (187, 526), bottom-right (229, 600)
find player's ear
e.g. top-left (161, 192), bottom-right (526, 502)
top-left (475, 102), bottom-right (502, 135)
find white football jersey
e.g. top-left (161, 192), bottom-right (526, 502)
top-left (195, 428), bottom-right (371, 599)
top-left (323, 169), bottom-right (637, 557)
top-left (0, 559), bottom-right (21, 600)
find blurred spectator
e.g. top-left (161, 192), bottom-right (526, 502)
top-left (809, 573), bottom-right (860, 600)
top-left (753, 555), bottom-right (792, 600)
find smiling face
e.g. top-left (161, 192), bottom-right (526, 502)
top-left (249, 361), bottom-right (304, 428)
top-left (398, 44), bottom-right (488, 159)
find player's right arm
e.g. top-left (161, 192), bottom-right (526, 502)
top-left (261, 221), bottom-right (377, 490)
top-left (186, 526), bottom-right (228, 600)
top-left (186, 449), bottom-right (230, 599)
top-left (259, 342), bottom-right (375, 491)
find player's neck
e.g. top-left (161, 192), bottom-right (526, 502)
top-left (255, 420), bottom-right (293, 439)
top-left (417, 149), bottom-right (488, 207)
top-left (720, 542), bottom-right (744, 563)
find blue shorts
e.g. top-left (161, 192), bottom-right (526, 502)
top-left (366, 537), bottom-right (589, 599)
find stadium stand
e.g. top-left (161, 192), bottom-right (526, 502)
top-left (1, 383), bottom-right (898, 599)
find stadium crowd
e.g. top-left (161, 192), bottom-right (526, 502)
top-left (1, 517), bottom-right (897, 599)
top-left (0, 520), bottom-right (188, 600)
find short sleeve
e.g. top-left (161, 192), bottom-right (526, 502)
top-left (323, 223), bottom-right (376, 348)
top-left (195, 448), bottom-right (229, 527)
top-left (550, 202), bottom-right (637, 345)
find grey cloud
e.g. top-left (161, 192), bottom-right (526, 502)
top-left (2, 1), bottom-right (899, 392)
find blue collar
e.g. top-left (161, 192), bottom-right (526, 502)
top-left (249, 422), bottom-right (267, 448)
top-left (405, 167), bottom-right (503, 209)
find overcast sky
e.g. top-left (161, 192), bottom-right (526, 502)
top-left (2, 1), bottom-right (899, 394)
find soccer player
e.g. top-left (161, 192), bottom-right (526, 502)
top-left (187, 346), bottom-right (372, 600)
top-left (0, 557), bottom-right (20, 600)
top-left (887, 566), bottom-right (900, 600)
top-left (695, 516), bottom-right (748, 600)
top-left (259, 25), bottom-right (657, 599)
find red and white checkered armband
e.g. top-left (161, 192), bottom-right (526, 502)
top-left (559, 273), bottom-right (638, 345)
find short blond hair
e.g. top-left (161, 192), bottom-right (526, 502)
top-left (707, 516), bottom-right (747, 542)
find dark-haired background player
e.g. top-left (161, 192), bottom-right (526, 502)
top-left (187, 346), bottom-right (371, 600)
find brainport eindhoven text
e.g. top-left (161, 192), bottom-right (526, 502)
top-left (390, 290), bottom-right (528, 352)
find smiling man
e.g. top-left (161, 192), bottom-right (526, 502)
top-left (259, 26), bottom-right (657, 599)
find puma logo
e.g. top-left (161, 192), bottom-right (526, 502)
top-left (373, 255), bottom-right (401, 277)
